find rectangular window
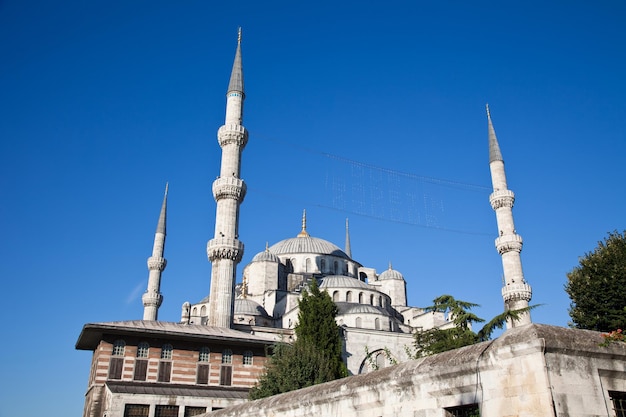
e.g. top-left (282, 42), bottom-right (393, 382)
top-left (155, 405), bottom-right (179, 417)
top-left (219, 365), bottom-right (232, 386)
top-left (157, 361), bottom-right (172, 382)
top-left (134, 359), bottom-right (148, 381)
top-left (184, 407), bottom-right (207, 417)
top-left (108, 357), bottom-right (124, 380)
top-left (123, 404), bottom-right (149, 417)
top-left (197, 364), bottom-right (209, 385)
top-left (610, 391), bottom-right (626, 417)
top-left (444, 404), bottom-right (480, 417)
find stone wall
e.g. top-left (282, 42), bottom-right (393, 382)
top-left (206, 324), bottom-right (626, 417)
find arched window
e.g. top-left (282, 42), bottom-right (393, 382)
top-left (108, 340), bottom-right (125, 380)
top-left (355, 317), bottom-right (362, 328)
top-left (134, 342), bottom-right (149, 381)
top-left (370, 294), bottom-right (374, 305)
top-left (346, 291), bottom-right (352, 302)
top-left (158, 344), bottom-right (173, 382)
top-left (333, 261), bottom-right (338, 274)
top-left (221, 349), bottom-right (232, 364)
top-left (161, 344), bottom-right (173, 360)
top-left (200, 305), bottom-right (206, 316)
top-left (291, 258), bottom-right (297, 272)
top-left (305, 258), bottom-right (311, 273)
top-left (344, 262), bottom-right (348, 274)
top-left (136, 342), bottom-right (149, 358)
top-left (379, 296), bottom-right (383, 307)
top-left (375, 318), bottom-right (381, 330)
top-left (320, 259), bottom-right (326, 272)
top-left (192, 306), bottom-right (197, 315)
top-left (199, 347), bottom-right (210, 362)
top-left (358, 292), bottom-right (364, 304)
top-left (333, 291), bottom-right (340, 302)
top-left (243, 351), bottom-right (253, 366)
top-left (112, 340), bottom-right (125, 356)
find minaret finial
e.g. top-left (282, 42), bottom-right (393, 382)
top-left (238, 27), bottom-right (242, 44)
top-left (297, 209), bottom-right (310, 237)
top-left (486, 103), bottom-right (491, 119)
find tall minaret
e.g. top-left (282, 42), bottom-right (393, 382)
top-left (142, 184), bottom-right (168, 320)
top-left (345, 218), bottom-right (352, 258)
top-left (206, 29), bottom-right (248, 328)
top-left (487, 105), bottom-right (532, 328)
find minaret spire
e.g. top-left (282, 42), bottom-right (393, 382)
top-left (142, 183), bottom-right (168, 320)
top-left (486, 106), bottom-right (532, 328)
top-left (206, 30), bottom-right (248, 328)
top-left (345, 218), bottom-right (352, 258)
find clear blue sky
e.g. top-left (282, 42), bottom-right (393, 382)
top-left (1, 1), bottom-right (625, 416)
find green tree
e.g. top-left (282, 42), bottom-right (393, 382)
top-left (565, 230), bottom-right (626, 332)
top-left (249, 279), bottom-right (347, 399)
top-left (411, 295), bottom-right (535, 357)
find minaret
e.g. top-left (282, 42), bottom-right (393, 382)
top-left (206, 28), bottom-right (248, 328)
top-left (142, 183), bottom-right (168, 321)
top-left (487, 105), bottom-right (532, 328)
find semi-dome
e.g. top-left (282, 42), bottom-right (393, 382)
top-left (234, 298), bottom-right (270, 317)
top-left (320, 275), bottom-right (371, 289)
top-left (269, 236), bottom-right (350, 260)
top-left (378, 264), bottom-right (405, 281)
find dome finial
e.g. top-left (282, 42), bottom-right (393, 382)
top-left (297, 209), bottom-right (310, 237)
top-left (265, 241), bottom-right (269, 252)
top-left (388, 261), bottom-right (393, 270)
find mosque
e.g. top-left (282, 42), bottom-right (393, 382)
top-left (76, 30), bottom-right (534, 417)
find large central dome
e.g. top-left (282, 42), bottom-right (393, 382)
top-left (269, 236), bottom-right (350, 260)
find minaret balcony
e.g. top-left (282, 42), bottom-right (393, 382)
top-left (502, 282), bottom-right (532, 302)
top-left (495, 234), bottom-right (523, 254)
top-left (213, 177), bottom-right (247, 201)
top-left (489, 189), bottom-right (515, 210)
top-left (147, 256), bottom-right (167, 271)
top-left (218, 124), bottom-right (248, 148)
top-left (142, 291), bottom-right (163, 307)
top-left (207, 237), bottom-right (244, 262)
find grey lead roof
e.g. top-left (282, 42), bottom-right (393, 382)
top-left (75, 320), bottom-right (276, 350)
top-left (227, 29), bottom-right (244, 95)
top-left (487, 104), bottom-right (503, 163)
top-left (106, 381), bottom-right (249, 399)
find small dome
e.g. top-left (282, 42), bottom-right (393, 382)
top-left (378, 264), bottom-right (405, 281)
top-left (269, 236), bottom-right (350, 260)
top-left (234, 298), bottom-right (270, 317)
top-left (320, 275), bottom-right (371, 290)
top-left (252, 249), bottom-right (280, 263)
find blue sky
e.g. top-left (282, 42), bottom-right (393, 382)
top-left (1, 1), bottom-right (625, 416)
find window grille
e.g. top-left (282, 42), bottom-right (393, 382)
top-left (112, 340), bottom-right (126, 356)
top-left (610, 391), bottom-right (626, 417)
top-left (155, 405), bottom-right (179, 417)
top-left (184, 407), bottom-right (207, 417)
top-left (161, 344), bottom-right (173, 360)
top-left (199, 347), bottom-right (210, 362)
top-left (243, 350), bottom-right (253, 365)
top-left (123, 404), bottom-right (149, 417)
top-left (136, 342), bottom-right (149, 358)
top-left (444, 404), bottom-right (480, 417)
top-left (221, 349), bottom-right (232, 364)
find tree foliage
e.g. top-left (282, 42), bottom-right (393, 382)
top-left (249, 279), bottom-right (346, 400)
top-left (565, 230), bottom-right (626, 332)
top-left (412, 295), bottom-right (536, 357)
